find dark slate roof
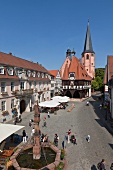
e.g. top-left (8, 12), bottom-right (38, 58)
top-left (83, 21), bottom-right (94, 54)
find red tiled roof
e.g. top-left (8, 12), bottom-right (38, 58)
top-left (62, 63), bottom-right (69, 80)
top-left (62, 56), bottom-right (92, 80)
top-left (0, 52), bottom-right (48, 72)
top-left (48, 70), bottom-right (58, 77)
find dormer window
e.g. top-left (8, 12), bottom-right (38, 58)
top-left (48, 75), bottom-right (51, 80)
top-left (0, 66), bottom-right (4, 74)
top-left (69, 73), bottom-right (75, 80)
top-left (45, 74), bottom-right (48, 78)
top-left (27, 70), bottom-right (31, 77)
top-left (32, 71), bottom-right (36, 77)
top-left (42, 73), bottom-right (44, 78)
top-left (7, 67), bottom-right (13, 75)
top-left (38, 72), bottom-right (40, 78)
top-left (17, 69), bottom-right (22, 77)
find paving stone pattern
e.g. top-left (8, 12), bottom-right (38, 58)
top-left (7, 96), bottom-right (113, 170)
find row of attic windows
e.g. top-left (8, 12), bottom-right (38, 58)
top-left (0, 66), bottom-right (49, 78)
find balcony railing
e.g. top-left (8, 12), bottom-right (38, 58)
top-left (63, 85), bottom-right (91, 90)
top-left (12, 89), bottom-right (33, 96)
top-left (1, 91), bottom-right (8, 95)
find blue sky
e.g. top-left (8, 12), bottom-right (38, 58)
top-left (0, 0), bottom-right (113, 70)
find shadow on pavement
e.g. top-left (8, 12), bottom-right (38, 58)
top-left (89, 94), bottom-right (113, 136)
top-left (91, 164), bottom-right (97, 170)
top-left (95, 119), bottom-right (105, 127)
top-left (4, 134), bottom-right (22, 150)
top-left (108, 143), bottom-right (113, 149)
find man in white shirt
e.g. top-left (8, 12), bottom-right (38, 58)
top-left (87, 135), bottom-right (90, 143)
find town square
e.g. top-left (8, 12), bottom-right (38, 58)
top-left (0, 1), bottom-right (113, 170)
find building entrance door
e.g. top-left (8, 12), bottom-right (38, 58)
top-left (20, 100), bottom-right (26, 114)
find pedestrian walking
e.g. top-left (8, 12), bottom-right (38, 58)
top-left (99, 104), bottom-right (102, 109)
top-left (67, 129), bottom-right (71, 143)
top-left (97, 159), bottom-right (106, 170)
top-left (54, 134), bottom-right (59, 147)
top-left (43, 134), bottom-right (48, 142)
top-left (22, 130), bottom-right (27, 143)
top-left (41, 133), bottom-right (45, 142)
top-left (110, 163), bottom-right (113, 170)
top-left (86, 135), bottom-right (90, 143)
top-left (29, 119), bottom-right (32, 127)
top-left (70, 134), bottom-right (77, 145)
top-left (62, 141), bottom-right (65, 149)
top-left (31, 128), bottom-right (35, 137)
top-left (47, 111), bottom-right (50, 118)
top-left (63, 136), bottom-right (67, 148)
top-left (43, 119), bottom-right (47, 127)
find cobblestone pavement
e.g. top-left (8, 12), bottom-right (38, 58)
top-left (7, 95), bottom-right (113, 170)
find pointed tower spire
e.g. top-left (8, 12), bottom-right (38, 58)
top-left (81, 21), bottom-right (95, 79)
top-left (83, 20), bottom-right (94, 53)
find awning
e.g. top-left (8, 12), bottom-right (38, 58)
top-left (39, 100), bottom-right (60, 108)
top-left (0, 123), bottom-right (25, 143)
top-left (52, 96), bottom-right (70, 103)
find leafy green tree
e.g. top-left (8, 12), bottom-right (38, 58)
top-left (91, 80), bottom-right (99, 90)
top-left (91, 68), bottom-right (104, 91)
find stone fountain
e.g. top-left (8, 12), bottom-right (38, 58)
top-left (9, 102), bottom-right (62, 170)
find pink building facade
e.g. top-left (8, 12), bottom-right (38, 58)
top-left (0, 52), bottom-right (52, 122)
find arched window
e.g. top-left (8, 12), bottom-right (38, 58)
top-left (32, 71), bottom-right (36, 77)
top-left (37, 72), bottom-right (40, 78)
top-left (86, 54), bottom-right (89, 59)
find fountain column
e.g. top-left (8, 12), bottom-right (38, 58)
top-left (33, 102), bottom-right (41, 159)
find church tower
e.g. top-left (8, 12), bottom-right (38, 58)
top-left (81, 21), bottom-right (95, 78)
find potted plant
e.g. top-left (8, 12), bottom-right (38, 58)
top-left (60, 149), bottom-right (65, 160)
top-left (55, 162), bottom-right (64, 170)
